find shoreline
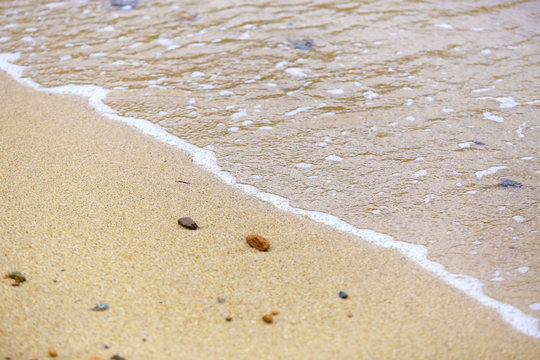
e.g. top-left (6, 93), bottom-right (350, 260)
top-left (1, 52), bottom-right (538, 337)
top-left (0, 70), bottom-right (538, 358)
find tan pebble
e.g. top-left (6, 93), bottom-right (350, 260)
top-left (178, 217), bottom-right (198, 230)
top-left (48, 349), bottom-right (58, 357)
top-left (246, 235), bottom-right (270, 251)
top-left (347, 313), bottom-right (353, 318)
top-left (262, 314), bottom-right (273, 323)
top-left (89, 357), bottom-right (104, 360)
top-left (271, 311), bottom-right (279, 315)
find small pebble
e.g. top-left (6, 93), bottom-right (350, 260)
top-left (90, 303), bottom-right (109, 311)
top-left (217, 297), bottom-right (226, 303)
top-left (497, 178), bottom-right (523, 188)
top-left (89, 357), bottom-right (104, 360)
top-left (178, 217), bottom-right (198, 230)
top-left (339, 291), bottom-right (348, 299)
top-left (48, 349), bottom-right (58, 357)
top-left (246, 234), bottom-right (270, 251)
top-left (473, 140), bottom-right (486, 146)
top-left (225, 316), bottom-right (233, 322)
top-left (111, 355), bottom-right (126, 360)
top-left (262, 314), bottom-right (274, 323)
top-left (288, 35), bottom-right (314, 50)
top-left (347, 313), bottom-right (353, 318)
top-left (271, 311), bottom-right (279, 316)
top-left (7, 271), bottom-right (26, 282)
top-left (104, 345), bottom-right (110, 349)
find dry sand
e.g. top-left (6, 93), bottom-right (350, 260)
top-left (0, 71), bottom-right (538, 359)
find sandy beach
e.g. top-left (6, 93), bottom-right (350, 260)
top-left (0, 70), bottom-right (538, 358)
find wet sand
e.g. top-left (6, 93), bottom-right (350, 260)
top-left (0, 71), bottom-right (538, 358)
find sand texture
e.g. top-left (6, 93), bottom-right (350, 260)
top-left (0, 72), bottom-right (538, 359)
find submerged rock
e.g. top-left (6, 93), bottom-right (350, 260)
top-left (497, 178), bottom-right (523, 188)
top-left (110, 0), bottom-right (138, 10)
top-left (288, 35), bottom-right (314, 50)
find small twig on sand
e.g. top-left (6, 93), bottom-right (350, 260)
top-left (175, 180), bottom-right (190, 184)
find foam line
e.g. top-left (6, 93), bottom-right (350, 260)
top-left (1, 52), bottom-right (538, 338)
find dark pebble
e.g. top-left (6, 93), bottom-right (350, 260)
top-left (104, 345), bottom-right (110, 349)
top-left (111, 355), bottom-right (126, 360)
top-left (225, 316), bottom-right (233, 322)
top-left (110, 0), bottom-right (138, 9)
top-left (8, 271), bottom-right (26, 283)
top-left (288, 35), bottom-right (314, 50)
top-left (497, 178), bottom-right (523, 188)
top-left (178, 217), bottom-right (198, 230)
top-left (473, 141), bottom-right (485, 146)
top-left (90, 303), bottom-right (109, 311)
top-left (339, 291), bottom-right (348, 299)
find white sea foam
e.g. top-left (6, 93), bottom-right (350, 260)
top-left (285, 67), bottom-right (307, 78)
top-left (483, 111), bottom-right (504, 122)
top-left (327, 88), bottom-right (344, 95)
top-left (516, 122), bottom-right (527, 138)
top-left (285, 107), bottom-right (311, 116)
top-left (414, 169), bottom-right (427, 178)
top-left (496, 97), bottom-right (519, 108)
top-left (231, 110), bottom-right (247, 120)
top-left (475, 166), bottom-right (507, 179)
top-left (435, 23), bottom-right (453, 30)
top-left (325, 154), bottom-right (343, 162)
top-left (363, 90), bottom-right (379, 99)
top-left (1, 52), bottom-right (538, 338)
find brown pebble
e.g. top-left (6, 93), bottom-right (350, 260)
top-left (111, 355), bottom-right (126, 360)
top-left (217, 297), bottom-right (226, 303)
top-left (246, 235), bottom-right (270, 251)
top-left (271, 311), bottom-right (279, 316)
top-left (262, 314), bottom-right (273, 323)
top-left (178, 217), bottom-right (198, 230)
top-left (225, 316), bottom-right (232, 322)
top-left (48, 349), bottom-right (58, 357)
top-left (347, 313), bottom-right (353, 318)
top-left (89, 357), bottom-right (103, 360)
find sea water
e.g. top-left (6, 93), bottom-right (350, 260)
top-left (0, 0), bottom-right (538, 337)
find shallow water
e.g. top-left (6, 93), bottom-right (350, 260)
top-left (1, 0), bottom-right (539, 330)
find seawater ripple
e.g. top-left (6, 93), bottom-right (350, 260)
top-left (1, 52), bottom-right (538, 338)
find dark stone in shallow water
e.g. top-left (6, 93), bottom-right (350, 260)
top-left (288, 35), bottom-right (314, 50)
top-left (110, 0), bottom-right (138, 9)
top-left (497, 178), bottom-right (523, 188)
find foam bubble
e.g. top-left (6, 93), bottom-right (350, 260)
top-left (285, 67), bottom-right (307, 78)
top-left (496, 97), bottom-right (519, 108)
top-left (414, 169), bottom-right (427, 178)
top-left (325, 154), bottom-right (343, 162)
top-left (327, 88), bottom-right (344, 95)
top-left (475, 166), bottom-right (507, 179)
